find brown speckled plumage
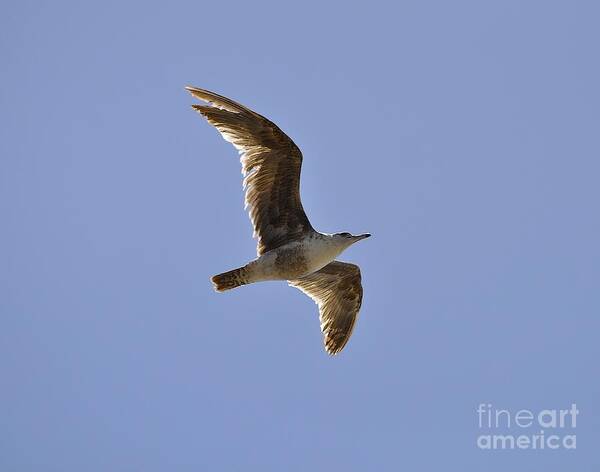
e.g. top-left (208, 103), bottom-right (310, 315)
top-left (274, 245), bottom-right (308, 279)
top-left (289, 261), bottom-right (363, 355)
top-left (187, 86), bottom-right (369, 355)
top-left (211, 266), bottom-right (249, 292)
top-left (187, 86), bottom-right (313, 256)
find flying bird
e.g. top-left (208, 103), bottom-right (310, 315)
top-left (186, 86), bottom-right (371, 355)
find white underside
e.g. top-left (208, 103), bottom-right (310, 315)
top-left (247, 234), bottom-right (347, 282)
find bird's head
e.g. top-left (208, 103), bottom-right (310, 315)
top-left (333, 232), bottom-right (371, 247)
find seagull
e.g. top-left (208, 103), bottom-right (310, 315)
top-left (186, 86), bottom-right (371, 355)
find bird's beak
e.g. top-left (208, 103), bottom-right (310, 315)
top-left (355, 233), bottom-right (371, 241)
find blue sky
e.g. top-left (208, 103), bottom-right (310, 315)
top-left (1, 1), bottom-right (599, 470)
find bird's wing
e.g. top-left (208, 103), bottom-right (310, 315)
top-left (289, 261), bottom-right (363, 355)
top-left (186, 86), bottom-right (314, 255)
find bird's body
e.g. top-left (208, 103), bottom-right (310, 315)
top-left (222, 232), bottom-right (358, 285)
top-left (187, 86), bottom-right (371, 355)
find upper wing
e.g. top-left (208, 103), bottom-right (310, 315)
top-left (186, 86), bottom-right (314, 255)
top-left (289, 261), bottom-right (363, 355)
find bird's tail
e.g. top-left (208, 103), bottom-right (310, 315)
top-left (211, 266), bottom-right (249, 292)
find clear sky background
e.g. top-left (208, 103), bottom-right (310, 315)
top-left (1, 1), bottom-right (599, 470)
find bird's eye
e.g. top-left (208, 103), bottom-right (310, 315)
top-left (341, 232), bottom-right (351, 237)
